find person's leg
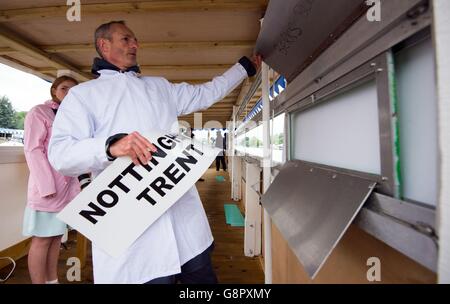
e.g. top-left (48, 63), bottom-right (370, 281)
top-left (45, 235), bottom-right (63, 283)
top-left (220, 156), bottom-right (225, 171)
top-left (28, 236), bottom-right (53, 284)
top-left (221, 156), bottom-right (227, 171)
top-left (177, 256), bottom-right (218, 284)
top-left (177, 243), bottom-right (218, 284)
top-left (216, 157), bottom-right (220, 171)
top-left (144, 274), bottom-right (176, 284)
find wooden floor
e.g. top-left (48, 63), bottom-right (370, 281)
top-left (198, 168), bottom-right (264, 284)
top-left (1, 168), bottom-right (264, 284)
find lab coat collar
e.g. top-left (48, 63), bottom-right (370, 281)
top-left (91, 57), bottom-right (141, 76)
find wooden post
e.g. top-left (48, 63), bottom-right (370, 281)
top-left (76, 233), bottom-right (88, 268)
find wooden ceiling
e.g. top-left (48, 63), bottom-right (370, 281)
top-left (0, 0), bottom-right (267, 126)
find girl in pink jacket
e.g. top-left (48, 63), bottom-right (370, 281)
top-left (22, 75), bottom-right (80, 284)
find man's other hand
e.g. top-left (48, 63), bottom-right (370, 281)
top-left (109, 131), bottom-right (157, 165)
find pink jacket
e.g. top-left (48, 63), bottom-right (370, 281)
top-left (24, 100), bottom-right (80, 212)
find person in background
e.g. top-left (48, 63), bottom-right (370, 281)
top-left (215, 130), bottom-right (227, 172)
top-left (22, 76), bottom-right (80, 284)
top-left (223, 132), bottom-right (228, 167)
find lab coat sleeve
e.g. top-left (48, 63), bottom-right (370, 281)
top-left (48, 90), bottom-right (110, 176)
top-left (23, 108), bottom-right (57, 197)
top-left (170, 63), bottom-right (248, 116)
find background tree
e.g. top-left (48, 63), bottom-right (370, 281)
top-left (0, 95), bottom-right (17, 129)
top-left (14, 111), bottom-right (27, 130)
top-left (272, 133), bottom-right (284, 145)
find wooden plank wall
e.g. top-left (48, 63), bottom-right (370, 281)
top-left (271, 224), bottom-right (436, 283)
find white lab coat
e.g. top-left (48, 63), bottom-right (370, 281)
top-left (48, 63), bottom-right (248, 283)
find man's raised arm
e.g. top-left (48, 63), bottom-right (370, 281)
top-left (171, 56), bottom-right (261, 116)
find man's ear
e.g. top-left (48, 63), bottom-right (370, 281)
top-left (98, 38), bottom-right (110, 56)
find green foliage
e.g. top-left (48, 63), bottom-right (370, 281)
top-left (0, 95), bottom-right (17, 129)
top-left (248, 136), bottom-right (262, 148)
top-left (0, 96), bottom-right (26, 130)
top-left (14, 111), bottom-right (27, 130)
top-left (272, 133), bottom-right (284, 145)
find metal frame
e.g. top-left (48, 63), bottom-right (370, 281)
top-left (273, 0), bottom-right (431, 118)
top-left (235, 70), bottom-right (262, 120)
top-left (355, 193), bottom-right (437, 272)
top-left (235, 105), bottom-right (287, 167)
top-left (232, 0), bottom-right (438, 274)
top-left (376, 52), bottom-right (398, 197)
top-left (270, 20), bottom-right (437, 274)
top-left (432, 0), bottom-right (450, 283)
top-left (284, 52), bottom-right (396, 195)
top-left (280, 51), bottom-right (438, 271)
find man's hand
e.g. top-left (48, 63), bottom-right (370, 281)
top-left (252, 54), bottom-right (262, 71)
top-left (109, 131), bottom-right (157, 165)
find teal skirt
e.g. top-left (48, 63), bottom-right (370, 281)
top-left (22, 206), bottom-right (67, 237)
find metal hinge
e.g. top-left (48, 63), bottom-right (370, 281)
top-left (414, 222), bottom-right (439, 248)
top-left (406, 0), bottom-right (429, 20)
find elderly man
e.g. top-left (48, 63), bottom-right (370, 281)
top-left (48, 20), bottom-right (260, 284)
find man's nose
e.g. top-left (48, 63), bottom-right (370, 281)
top-left (130, 38), bottom-right (138, 49)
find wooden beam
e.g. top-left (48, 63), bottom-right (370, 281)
top-left (224, 91), bottom-right (240, 97)
top-left (198, 112), bottom-right (231, 119)
top-left (180, 116), bottom-right (230, 120)
top-left (171, 79), bottom-right (210, 84)
top-left (0, 55), bottom-right (56, 82)
top-left (0, 25), bottom-right (90, 81)
top-left (182, 115), bottom-right (232, 120)
top-left (45, 41), bottom-right (254, 53)
top-left (202, 116), bottom-right (233, 119)
top-left (35, 66), bottom-right (247, 88)
top-left (217, 97), bottom-right (237, 101)
top-left (180, 113), bottom-right (232, 117)
top-left (37, 64), bottom-right (232, 74)
top-left (220, 97), bottom-right (258, 105)
top-left (206, 102), bottom-right (234, 107)
top-left (179, 122), bottom-right (229, 127)
top-left (0, 46), bottom-right (16, 56)
top-left (0, 1), bottom-right (267, 22)
top-left (217, 102), bottom-right (237, 106)
top-left (0, 238), bottom-right (31, 270)
top-left (140, 64), bottom-right (232, 76)
top-left (202, 110), bottom-right (233, 114)
top-left (208, 109), bottom-right (234, 112)
top-left (210, 104), bottom-right (235, 107)
top-left (235, 78), bottom-right (252, 106)
top-left (1, 41), bottom-right (255, 54)
top-left (209, 105), bottom-right (236, 109)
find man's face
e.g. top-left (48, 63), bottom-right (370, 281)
top-left (100, 24), bottom-right (139, 70)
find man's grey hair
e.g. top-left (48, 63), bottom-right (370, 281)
top-left (94, 20), bottom-right (126, 57)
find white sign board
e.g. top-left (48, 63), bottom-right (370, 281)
top-left (57, 131), bottom-right (220, 257)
